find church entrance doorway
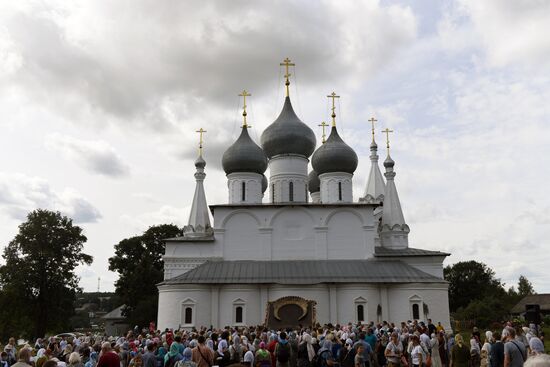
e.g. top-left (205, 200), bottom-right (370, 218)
top-left (265, 296), bottom-right (316, 329)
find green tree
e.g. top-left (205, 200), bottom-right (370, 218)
top-left (108, 224), bottom-right (181, 328)
top-left (517, 275), bottom-right (536, 297)
top-left (444, 260), bottom-right (506, 312)
top-left (0, 209), bottom-right (92, 339)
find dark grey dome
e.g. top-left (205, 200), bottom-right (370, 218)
top-left (308, 170), bottom-right (320, 193)
top-left (311, 126), bottom-right (358, 174)
top-left (261, 174), bottom-right (268, 193)
top-left (384, 155), bottom-right (395, 168)
top-left (261, 97), bottom-right (316, 158)
top-left (195, 154), bottom-right (206, 169)
top-left (222, 128), bottom-right (268, 174)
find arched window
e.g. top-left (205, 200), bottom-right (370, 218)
top-left (289, 182), bottom-right (294, 202)
top-left (412, 303), bottom-right (420, 320)
top-left (357, 304), bottom-right (365, 322)
top-left (241, 182), bottom-right (246, 201)
top-left (184, 307), bottom-right (193, 324)
top-left (338, 182), bottom-right (343, 201)
top-left (235, 306), bottom-right (243, 323)
top-left (272, 184), bottom-right (275, 203)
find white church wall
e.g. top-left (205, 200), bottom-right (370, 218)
top-left (335, 285), bottom-right (381, 324)
top-left (218, 286), bottom-right (262, 327)
top-left (157, 285), bottom-right (212, 330)
top-left (271, 207), bottom-right (316, 259)
top-left (326, 210), bottom-right (366, 259)
top-left (387, 283), bottom-right (450, 330)
top-left (209, 205), bottom-right (377, 261)
top-left (222, 211), bottom-right (264, 260)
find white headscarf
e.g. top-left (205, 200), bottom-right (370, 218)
top-left (301, 334), bottom-right (316, 362)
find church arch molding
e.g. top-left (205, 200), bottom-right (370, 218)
top-left (268, 206), bottom-right (316, 227)
top-left (221, 210), bottom-right (262, 228)
top-left (323, 208), bottom-right (364, 227)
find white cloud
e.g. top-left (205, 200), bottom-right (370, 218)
top-left (0, 172), bottom-right (102, 223)
top-left (119, 205), bottom-right (189, 234)
top-left (45, 133), bottom-right (130, 177)
top-left (440, 0), bottom-right (550, 69)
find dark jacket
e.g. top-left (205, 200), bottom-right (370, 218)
top-left (490, 341), bottom-right (504, 367)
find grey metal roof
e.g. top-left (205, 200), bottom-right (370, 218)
top-left (161, 259), bottom-right (445, 285)
top-left (374, 247), bottom-right (450, 257)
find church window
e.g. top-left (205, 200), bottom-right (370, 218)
top-left (235, 306), bottom-right (243, 323)
top-left (357, 304), bottom-right (364, 322)
top-left (241, 182), bottom-right (246, 201)
top-left (289, 182), bottom-right (294, 202)
top-left (412, 303), bottom-right (420, 320)
top-left (354, 297), bottom-right (367, 323)
top-left (338, 182), bottom-right (342, 201)
top-left (233, 299), bottom-right (246, 325)
top-left (184, 307), bottom-right (193, 324)
top-left (181, 298), bottom-right (196, 326)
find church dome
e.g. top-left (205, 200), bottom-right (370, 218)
top-left (194, 154), bottom-right (206, 169)
top-left (222, 128), bottom-right (268, 174)
top-left (261, 97), bottom-right (316, 158)
top-left (311, 126), bottom-right (358, 174)
top-left (261, 174), bottom-right (268, 193)
top-left (308, 170), bottom-right (320, 193)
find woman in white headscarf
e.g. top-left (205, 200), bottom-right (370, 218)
top-left (297, 334), bottom-right (316, 367)
top-left (480, 331), bottom-right (492, 367)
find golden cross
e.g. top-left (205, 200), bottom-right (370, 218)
top-left (381, 128), bottom-right (394, 155)
top-left (368, 117), bottom-right (378, 142)
top-left (280, 57), bottom-right (295, 97)
top-left (318, 121), bottom-right (329, 143)
top-left (238, 90), bottom-right (252, 128)
top-left (195, 128), bottom-right (207, 155)
top-left (327, 92), bottom-right (340, 127)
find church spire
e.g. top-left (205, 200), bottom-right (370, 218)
top-left (183, 129), bottom-right (213, 238)
top-left (360, 117), bottom-right (385, 203)
top-left (379, 129), bottom-right (409, 249)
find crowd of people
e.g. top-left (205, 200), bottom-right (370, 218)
top-left (1, 319), bottom-right (549, 367)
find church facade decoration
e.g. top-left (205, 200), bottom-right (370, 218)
top-left (157, 59), bottom-right (451, 330)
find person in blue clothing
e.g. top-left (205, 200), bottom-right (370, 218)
top-left (353, 333), bottom-right (373, 367)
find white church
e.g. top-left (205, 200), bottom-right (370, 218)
top-left (157, 60), bottom-right (451, 330)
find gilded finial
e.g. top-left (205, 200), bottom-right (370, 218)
top-left (381, 128), bottom-right (394, 155)
top-left (238, 90), bottom-right (252, 128)
top-left (327, 92), bottom-right (340, 127)
top-left (196, 128), bottom-right (207, 155)
top-left (368, 117), bottom-right (378, 143)
top-left (280, 57), bottom-right (295, 97)
top-left (318, 121), bottom-right (329, 143)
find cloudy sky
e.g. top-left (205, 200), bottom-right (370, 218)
top-left (1, 0), bottom-right (549, 293)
